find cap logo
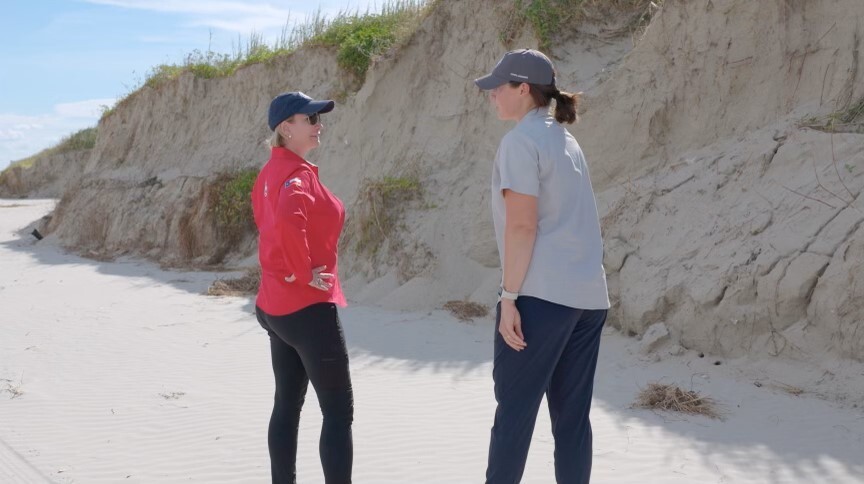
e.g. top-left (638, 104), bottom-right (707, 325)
top-left (510, 72), bottom-right (529, 79)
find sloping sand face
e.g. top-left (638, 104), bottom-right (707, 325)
top-left (0, 150), bottom-right (90, 199)
top-left (578, 0), bottom-right (864, 362)
top-left (3, 200), bottom-right (864, 483)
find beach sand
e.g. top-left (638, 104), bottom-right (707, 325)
top-left (2, 199), bottom-right (863, 483)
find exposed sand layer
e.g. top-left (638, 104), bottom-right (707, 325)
top-left (11, 0), bottom-right (861, 363)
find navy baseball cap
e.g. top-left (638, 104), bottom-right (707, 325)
top-left (474, 49), bottom-right (555, 90)
top-left (268, 91), bottom-right (334, 131)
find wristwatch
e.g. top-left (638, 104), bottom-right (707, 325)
top-left (498, 286), bottom-right (519, 301)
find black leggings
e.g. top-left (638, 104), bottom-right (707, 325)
top-left (256, 303), bottom-right (354, 484)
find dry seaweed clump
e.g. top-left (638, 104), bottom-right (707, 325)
top-left (444, 300), bottom-right (490, 321)
top-left (634, 383), bottom-right (720, 419)
top-left (207, 267), bottom-right (261, 296)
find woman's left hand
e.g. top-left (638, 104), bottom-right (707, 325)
top-left (499, 299), bottom-right (526, 351)
top-left (309, 265), bottom-right (334, 291)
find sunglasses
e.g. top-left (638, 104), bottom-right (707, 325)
top-left (293, 112), bottom-right (321, 125)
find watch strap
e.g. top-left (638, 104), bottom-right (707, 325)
top-left (498, 286), bottom-right (519, 301)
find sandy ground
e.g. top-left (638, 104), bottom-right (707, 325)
top-left (2, 199), bottom-right (864, 483)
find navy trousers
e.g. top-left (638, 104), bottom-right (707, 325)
top-left (486, 296), bottom-right (607, 484)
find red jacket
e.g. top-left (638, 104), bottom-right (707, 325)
top-left (252, 147), bottom-right (346, 316)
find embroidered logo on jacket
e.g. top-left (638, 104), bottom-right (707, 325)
top-left (285, 177), bottom-right (303, 188)
top-left (263, 182), bottom-right (269, 198)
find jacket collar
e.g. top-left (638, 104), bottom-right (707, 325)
top-left (270, 147), bottom-right (318, 175)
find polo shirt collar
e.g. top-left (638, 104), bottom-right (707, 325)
top-left (519, 107), bottom-right (552, 124)
top-left (517, 106), bottom-right (552, 125)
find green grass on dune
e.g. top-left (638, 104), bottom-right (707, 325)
top-left (104, 1), bottom-right (432, 120)
top-left (500, 0), bottom-right (662, 50)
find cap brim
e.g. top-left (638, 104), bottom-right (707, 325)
top-left (474, 74), bottom-right (507, 90)
top-left (299, 99), bottom-right (335, 114)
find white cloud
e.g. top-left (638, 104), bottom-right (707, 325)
top-left (83, 0), bottom-right (293, 33)
top-left (189, 16), bottom-right (289, 34)
top-left (84, 0), bottom-right (386, 36)
top-left (0, 98), bottom-right (117, 171)
top-left (83, 0), bottom-right (289, 17)
top-left (0, 129), bottom-right (25, 141)
top-left (54, 98), bottom-right (117, 118)
top-left (138, 32), bottom-right (207, 44)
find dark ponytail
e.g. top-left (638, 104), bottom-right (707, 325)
top-left (512, 81), bottom-right (581, 124)
top-left (551, 89), bottom-right (579, 124)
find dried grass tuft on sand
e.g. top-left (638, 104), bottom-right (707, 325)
top-left (634, 382), bottom-right (720, 419)
top-left (443, 300), bottom-right (489, 321)
top-left (207, 267), bottom-right (261, 296)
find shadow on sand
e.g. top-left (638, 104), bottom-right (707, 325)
top-left (5, 200), bottom-right (863, 482)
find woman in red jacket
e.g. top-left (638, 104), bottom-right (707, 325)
top-left (252, 91), bottom-right (352, 484)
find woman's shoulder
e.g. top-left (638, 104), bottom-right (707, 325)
top-left (501, 126), bottom-right (538, 148)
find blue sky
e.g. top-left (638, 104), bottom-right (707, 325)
top-left (0, 0), bottom-right (381, 171)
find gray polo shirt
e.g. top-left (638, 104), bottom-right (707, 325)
top-left (491, 108), bottom-right (610, 310)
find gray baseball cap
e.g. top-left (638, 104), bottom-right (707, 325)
top-left (474, 49), bottom-right (555, 90)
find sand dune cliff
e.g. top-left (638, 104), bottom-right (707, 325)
top-left (8, 0), bottom-right (864, 362)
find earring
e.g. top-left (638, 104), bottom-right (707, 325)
top-left (287, 132), bottom-right (292, 139)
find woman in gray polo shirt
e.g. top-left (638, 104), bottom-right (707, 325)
top-left (475, 49), bottom-right (610, 484)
